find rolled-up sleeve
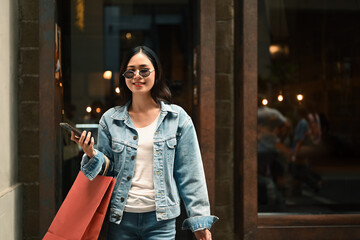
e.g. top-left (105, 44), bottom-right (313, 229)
top-left (174, 116), bottom-right (219, 232)
top-left (182, 215), bottom-right (219, 232)
top-left (81, 118), bottom-right (114, 180)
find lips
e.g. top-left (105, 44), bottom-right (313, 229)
top-left (133, 82), bottom-right (145, 86)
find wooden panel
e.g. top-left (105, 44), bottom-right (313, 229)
top-left (199, 0), bottom-right (216, 211)
top-left (258, 214), bottom-right (360, 226)
top-left (234, 0), bottom-right (258, 238)
top-left (255, 226), bottom-right (360, 240)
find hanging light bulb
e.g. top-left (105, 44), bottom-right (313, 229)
top-left (262, 98), bottom-right (269, 106)
top-left (269, 45), bottom-right (282, 55)
top-left (278, 94), bottom-right (284, 102)
top-left (103, 70), bottom-right (112, 80)
top-left (115, 87), bottom-right (120, 94)
top-left (125, 32), bottom-right (132, 40)
top-left (86, 106), bottom-right (92, 113)
top-left (297, 93), bottom-right (304, 101)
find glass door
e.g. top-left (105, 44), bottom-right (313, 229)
top-left (58, 0), bottom-right (197, 239)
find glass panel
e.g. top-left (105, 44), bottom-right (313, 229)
top-left (258, 0), bottom-right (360, 214)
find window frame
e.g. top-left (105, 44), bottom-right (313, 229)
top-left (234, 0), bottom-right (360, 239)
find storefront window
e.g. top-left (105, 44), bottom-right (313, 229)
top-left (258, 0), bottom-right (360, 214)
top-left (60, 0), bottom-right (192, 192)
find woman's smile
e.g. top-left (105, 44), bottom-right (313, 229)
top-left (133, 81), bottom-right (146, 87)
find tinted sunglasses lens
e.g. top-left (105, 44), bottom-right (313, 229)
top-left (124, 71), bottom-right (134, 78)
top-left (139, 69), bottom-right (150, 77)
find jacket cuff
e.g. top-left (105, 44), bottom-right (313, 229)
top-left (182, 215), bottom-right (219, 232)
top-left (80, 150), bottom-right (103, 181)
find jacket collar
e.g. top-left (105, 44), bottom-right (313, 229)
top-left (110, 101), bottom-right (178, 120)
top-left (160, 101), bottom-right (178, 114)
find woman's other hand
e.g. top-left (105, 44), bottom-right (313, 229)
top-left (71, 131), bottom-right (96, 158)
top-left (194, 229), bottom-right (212, 240)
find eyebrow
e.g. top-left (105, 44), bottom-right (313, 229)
top-left (127, 64), bottom-right (149, 68)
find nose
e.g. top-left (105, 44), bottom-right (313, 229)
top-left (133, 70), bottom-right (141, 78)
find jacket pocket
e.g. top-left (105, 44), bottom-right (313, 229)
top-left (111, 140), bottom-right (125, 172)
top-left (112, 141), bottom-right (125, 153)
top-left (165, 137), bottom-right (177, 165)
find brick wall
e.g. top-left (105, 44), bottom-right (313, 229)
top-left (18, 0), bottom-right (40, 239)
top-left (214, 0), bottom-right (235, 239)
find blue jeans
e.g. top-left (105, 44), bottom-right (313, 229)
top-left (107, 211), bottom-right (176, 240)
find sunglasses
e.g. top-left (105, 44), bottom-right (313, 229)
top-left (122, 69), bottom-right (154, 79)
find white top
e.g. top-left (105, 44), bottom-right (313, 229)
top-left (124, 113), bottom-right (160, 213)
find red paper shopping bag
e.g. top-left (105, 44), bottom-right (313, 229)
top-left (43, 171), bottom-right (116, 240)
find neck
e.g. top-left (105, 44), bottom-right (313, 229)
top-left (130, 94), bottom-right (159, 112)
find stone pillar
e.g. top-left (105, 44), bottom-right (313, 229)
top-left (214, 0), bottom-right (235, 239)
top-left (18, 0), bottom-right (40, 239)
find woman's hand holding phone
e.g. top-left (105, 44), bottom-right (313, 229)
top-left (71, 130), bottom-right (96, 158)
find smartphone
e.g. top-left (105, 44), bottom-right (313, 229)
top-left (59, 122), bottom-right (82, 137)
top-left (60, 122), bottom-right (94, 145)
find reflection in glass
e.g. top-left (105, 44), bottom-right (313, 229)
top-left (258, 0), bottom-right (360, 214)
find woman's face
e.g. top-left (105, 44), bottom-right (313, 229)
top-left (124, 52), bottom-right (156, 96)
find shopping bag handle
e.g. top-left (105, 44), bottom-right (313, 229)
top-left (102, 155), bottom-right (110, 176)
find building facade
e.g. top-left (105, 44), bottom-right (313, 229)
top-left (3, 0), bottom-right (360, 239)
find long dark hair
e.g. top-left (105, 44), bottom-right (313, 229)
top-left (118, 46), bottom-right (172, 105)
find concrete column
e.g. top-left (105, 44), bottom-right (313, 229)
top-left (0, 0), bottom-right (22, 239)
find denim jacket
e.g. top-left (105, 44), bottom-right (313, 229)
top-left (81, 101), bottom-right (218, 232)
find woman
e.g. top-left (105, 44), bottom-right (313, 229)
top-left (71, 46), bottom-right (218, 240)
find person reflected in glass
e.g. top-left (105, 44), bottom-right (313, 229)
top-left (71, 46), bottom-right (218, 240)
top-left (257, 104), bottom-right (292, 210)
top-left (290, 106), bottom-right (322, 194)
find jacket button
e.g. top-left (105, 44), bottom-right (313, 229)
top-left (121, 197), bottom-right (125, 202)
top-left (131, 155), bottom-right (135, 160)
top-left (133, 136), bottom-right (137, 140)
top-left (127, 176), bottom-right (131, 181)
